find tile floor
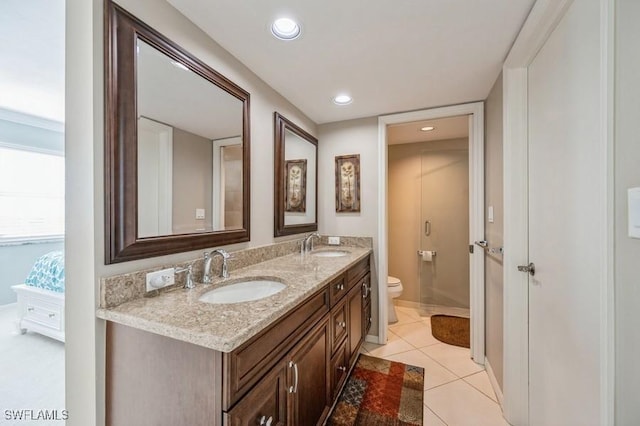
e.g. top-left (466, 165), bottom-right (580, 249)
top-left (361, 306), bottom-right (509, 426)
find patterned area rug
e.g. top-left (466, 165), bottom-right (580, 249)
top-left (430, 315), bottom-right (470, 348)
top-left (327, 354), bottom-right (424, 425)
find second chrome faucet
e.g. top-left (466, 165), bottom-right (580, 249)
top-left (202, 249), bottom-right (232, 283)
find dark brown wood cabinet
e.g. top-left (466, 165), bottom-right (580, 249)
top-left (106, 254), bottom-right (370, 426)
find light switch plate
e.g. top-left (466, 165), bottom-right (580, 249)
top-left (328, 236), bottom-right (340, 245)
top-left (146, 268), bottom-right (175, 292)
top-left (629, 187), bottom-right (640, 239)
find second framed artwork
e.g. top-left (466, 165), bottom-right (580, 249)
top-left (285, 159), bottom-right (307, 212)
top-left (335, 154), bottom-right (361, 212)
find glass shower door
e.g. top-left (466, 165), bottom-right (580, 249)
top-left (419, 148), bottom-right (470, 311)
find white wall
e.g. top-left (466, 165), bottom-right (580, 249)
top-left (318, 117), bottom-right (379, 334)
top-left (65, 0), bottom-right (317, 424)
top-left (615, 0), bottom-right (640, 422)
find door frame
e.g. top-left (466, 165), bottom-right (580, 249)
top-left (502, 0), bottom-right (615, 424)
top-left (377, 102), bottom-right (485, 364)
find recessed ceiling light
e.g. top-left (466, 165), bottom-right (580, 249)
top-left (333, 94), bottom-right (353, 105)
top-left (420, 126), bottom-right (435, 132)
top-left (271, 18), bottom-right (301, 40)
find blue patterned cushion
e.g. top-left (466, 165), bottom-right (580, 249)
top-left (24, 251), bottom-right (65, 293)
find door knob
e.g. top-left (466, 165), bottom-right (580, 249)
top-left (517, 262), bottom-right (535, 276)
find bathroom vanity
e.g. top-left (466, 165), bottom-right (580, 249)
top-left (98, 245), bottom-right (372, 426)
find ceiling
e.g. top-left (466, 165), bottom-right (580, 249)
top-left (0, 1), bottom-right (535, 126)
top-left (387, 115), bottom-right (469, 145)
top-left (0, 0), bottom-right (65, 122)
top-left (168, 0), bottom-right (535, 124)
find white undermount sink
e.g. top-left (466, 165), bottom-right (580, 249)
top-left (311, 250), bottom-right (350, 258)
top-left (198, 280), bottom-right (286, 304)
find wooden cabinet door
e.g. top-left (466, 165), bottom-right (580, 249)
top-left (347, 283), bottom-right (364, 366)
top-left (287, 318), bottom-right (330, 426)
top-left (225, 364), bottom-right (287, 426)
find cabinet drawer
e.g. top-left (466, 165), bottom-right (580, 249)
top-left (329, 340), bottom-right (348, 401)
top-left (223, 287), bottom-right (330, 409)
top-left (23, 297), bottom-right (63, 330)
top-left (328, 274), bottom-right (347, 306)
top-left (330, 300), bottom-right (348, 354)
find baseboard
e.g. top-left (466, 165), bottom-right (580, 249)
top-left (0, 302), bottom-right (17, 312)
top-left (365, 334), bottom-right (380, 344)
top-left (395, 300), bottom-right (470, 318)
top-left (394, 299), bottom-right (422, 309)
top-left (485, 359), bottom-right (504, 409)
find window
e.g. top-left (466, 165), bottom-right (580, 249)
top-left (0, 146), bottom-right (64, 240)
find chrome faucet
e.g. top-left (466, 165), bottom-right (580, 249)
top-left (202, 251), bottom-right (214, 283)
top-left (303, 232), bottom-right (321, 254)
top-left (211, 249), bottom-right (232, 279)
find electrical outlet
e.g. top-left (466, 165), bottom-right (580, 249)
top-left (195, 208), bottom-right (205, 220)
top-left (328, 236), bottom-right (340, 245)
top-left (146, 268), bottom-right (175, 292)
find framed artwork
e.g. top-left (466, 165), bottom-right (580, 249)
top-left (335, 154), bottom-right (361, 212)
top-left (285, 159), bottom-right (307, 212)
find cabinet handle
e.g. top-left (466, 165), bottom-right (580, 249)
top-left (259, 416), bottom-right (273, 426)
top-left (337, 366), bottom-right (347, 372)
top-left (362, 282), bottom-right (368, 299)
top-left (288, 361), bottom-right (298, 394)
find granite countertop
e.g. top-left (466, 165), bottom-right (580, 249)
top-left (96, 246), bottom-right (371, 353)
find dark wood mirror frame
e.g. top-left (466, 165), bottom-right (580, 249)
top-left (274, 112), bottom-right (318, 237)
top-left (105, 1), bottom-right (250, 264)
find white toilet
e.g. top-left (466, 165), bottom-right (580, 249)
top-left (387, 276), bottom-right (403, 323)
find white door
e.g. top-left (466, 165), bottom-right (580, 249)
top-left (138, 117), bottom-right (173, 237)
top-left (527, 0), bottom-right (602, 424)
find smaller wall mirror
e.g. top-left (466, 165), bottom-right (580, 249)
top-left (274, 113), bottom-right (318, 237)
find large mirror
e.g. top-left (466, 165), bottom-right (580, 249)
top-left (274, 113), bottom-right (318, 237)
top-left (105, 2), bottom-right (250, 263)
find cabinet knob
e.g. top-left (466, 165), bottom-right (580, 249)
top-left (27, 307), bottom-right (35, 312)
top-left (338, 366), bottom-right (347, 372)
top-left (49, 313), bottom-right (56, 318)
top-left (338, 321), bottom-right (346, 329)
top-left (336, 283), bottom-right (344, 291)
